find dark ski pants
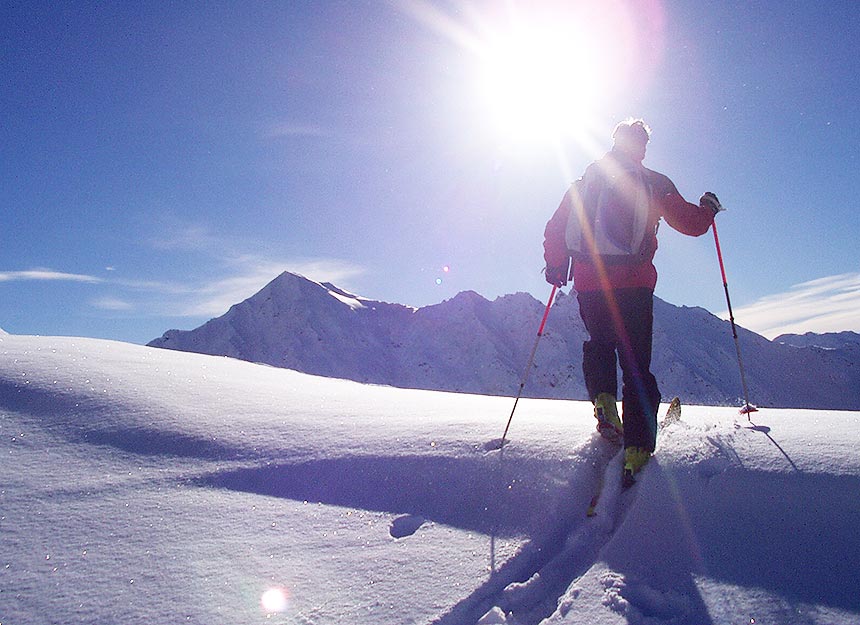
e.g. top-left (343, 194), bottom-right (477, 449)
top-left (577, 287), bottom-right (661, 452)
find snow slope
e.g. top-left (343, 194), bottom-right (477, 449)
top-left (2, 334), bottom-right (859, 624)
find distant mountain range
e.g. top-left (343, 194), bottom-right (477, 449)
top-left (148, 272), bottom-right (860, 410)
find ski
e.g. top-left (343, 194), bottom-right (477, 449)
top-left (587, 397), bottom-right (681, 516)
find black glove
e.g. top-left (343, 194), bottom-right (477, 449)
top-left (700, 192), bottom-right (724, 215)
top-left (545, 262), bottom-right (569, 287)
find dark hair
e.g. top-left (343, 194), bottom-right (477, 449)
top-left (612, 118), bottom-right (651, 145)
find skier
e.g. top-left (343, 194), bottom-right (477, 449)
top-left (543, 118), bottom-right (723, 484)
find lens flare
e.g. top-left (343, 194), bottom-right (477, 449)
top-left (261, 587), bottom-right (290, 613)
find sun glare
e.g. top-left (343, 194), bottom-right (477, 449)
top-left (476, 23), bottom-right (610, 145)
top-left (398, 0), bottom-right (665, 152)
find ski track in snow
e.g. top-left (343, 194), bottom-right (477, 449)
top-left (433, 403), bottom-right (686, 625)
top-left (431, 431), bottom-right (695, 625)
top-left (429, 440), bottom-right (633, 625)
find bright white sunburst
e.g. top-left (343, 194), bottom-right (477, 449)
top-left (475, 21), bottom-right (611, 145)
top-left (398, 0), bottom-right (661, 151)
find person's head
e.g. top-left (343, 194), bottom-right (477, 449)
top-left (612, 118), bottom-right (651, 162)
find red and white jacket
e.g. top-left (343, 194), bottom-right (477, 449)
top-left (543, 150), bottom-right (715, 292)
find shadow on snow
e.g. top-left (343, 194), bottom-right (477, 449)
top-left (197, 453), bottom-right (588, 538)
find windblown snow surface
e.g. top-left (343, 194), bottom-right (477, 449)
top-left (1, 334), bottom-right (859, 625)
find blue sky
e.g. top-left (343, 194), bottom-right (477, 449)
top-left (2, 0), bottom-right (859, 344)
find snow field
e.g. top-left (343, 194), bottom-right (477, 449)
top-left (1, 334), bottom-right (859, 624)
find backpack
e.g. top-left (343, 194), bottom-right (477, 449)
top-left (565, 156), bottom-right (655, 264)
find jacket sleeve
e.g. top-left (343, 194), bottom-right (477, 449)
top-left (652, 173), bottom-right (714, 237)
top-left (543, 187), bottom-right (573, 268)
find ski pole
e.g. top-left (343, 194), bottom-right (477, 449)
top-left (712, 221), bottom-right (756, 417)
top-left (498, 284), bottom-right (557, 450)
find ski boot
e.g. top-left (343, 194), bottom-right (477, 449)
top-left (622, 446), bottom-right (652, 488)
top-left (594, 393), bottom-right (623, 444)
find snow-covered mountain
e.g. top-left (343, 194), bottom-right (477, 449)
top-left (775, 330), bottom-right (860, 350)
top-left (149, 272), bottom-right (860, 410)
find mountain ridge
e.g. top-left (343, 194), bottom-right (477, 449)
top-left (775, 330), bottom-right (860, 350)
top-left (148, 271), bottom-right (860, 409)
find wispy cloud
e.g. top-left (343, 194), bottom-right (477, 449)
top-left (91, 297), bottom-right (134, 311)
top-left (127, 218), bottom-right (369, 317)
top-left (730, 272), bottom-right (860, 338)
top-left (0, 269), bottom-right (103, 283)
top-left (11, 258), bottom-right (367, 320)
top-left (3, 221), bottom-right (368, 328)
top-left (178, 256), bottom-right (367, 317)
top-left (149, 223), bottom-right (221, 252)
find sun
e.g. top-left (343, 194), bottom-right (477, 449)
top-left (474, 20), bottom-right (611, 146)
top-left (397, 0), bottom-right (661, 151)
